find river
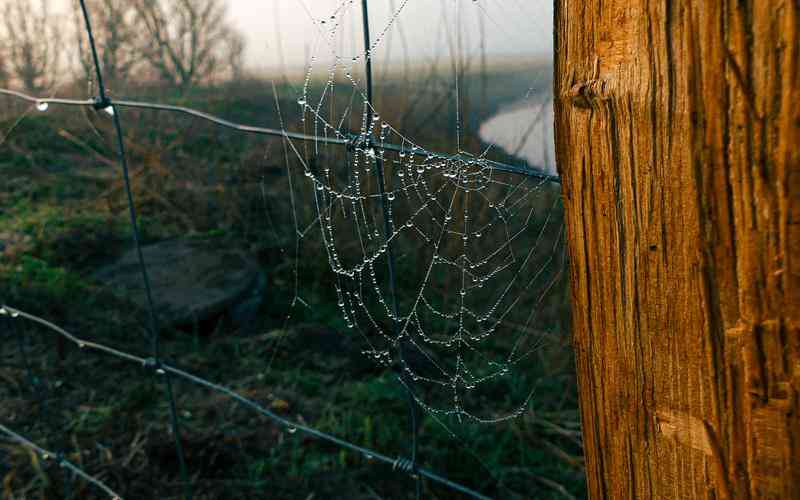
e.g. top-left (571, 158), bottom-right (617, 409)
top-left (478, 97), bottom-right (557, 177)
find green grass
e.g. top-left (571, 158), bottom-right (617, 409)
top-left (0, 68), bottom-right (582, 499)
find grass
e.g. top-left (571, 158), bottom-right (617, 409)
top-left (0, 63), bottom-right (583, 499)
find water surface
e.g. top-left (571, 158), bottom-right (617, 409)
top-left (479, 97), bottom-right (557, 177)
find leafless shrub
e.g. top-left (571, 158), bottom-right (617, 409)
top-left (0, 56), bottom-right (8, 88)
top-left (224, 29), bottom-right (246, 81)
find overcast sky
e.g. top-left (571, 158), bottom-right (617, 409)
top-left (227, 0), bottom-right (553, 72)
top-left (58, 0), bottom-right (553, 73)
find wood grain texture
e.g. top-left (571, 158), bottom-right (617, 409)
top-left (553, 1), bottom-right (799, 498)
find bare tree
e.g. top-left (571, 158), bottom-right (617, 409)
top-left (72, 0), bottom-right (141, 89)
top-left (132, 0), bottom-right (245, 94)
top-left (2, 0), bottom-right (61, 92)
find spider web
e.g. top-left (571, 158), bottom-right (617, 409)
top-left (0, 1), bottom-right (568, 497)
top-left (266, 0), bottom-right (566, 424)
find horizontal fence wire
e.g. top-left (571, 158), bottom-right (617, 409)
top-left (0, 422), bottom-right (123, 500)
top-left (0, 305), bottom-right (493, 500)
top-left (0, 88), bottom-right (560, 183)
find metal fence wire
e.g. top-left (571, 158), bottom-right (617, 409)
top-left (0, 1), bottom-right (561, 499)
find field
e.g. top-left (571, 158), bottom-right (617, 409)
top-left (0, 63), bottom-right (584, 499)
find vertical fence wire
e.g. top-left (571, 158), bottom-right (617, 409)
top-left (76, 1), bottom-right (192, 498)
top-left (360, 2), bottom-right (422, 498)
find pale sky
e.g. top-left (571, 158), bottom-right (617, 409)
top-left (56, 0), bottom-right (554, 73)
top-left (226, 0), bottom-right (554, 72)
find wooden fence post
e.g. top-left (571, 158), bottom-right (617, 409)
top-left (554, 1), bottom-right (799, 497)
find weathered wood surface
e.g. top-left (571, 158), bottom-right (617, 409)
top-left (554, 1), bottom-right (799, 498)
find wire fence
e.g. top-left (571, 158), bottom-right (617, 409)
top-left (0, 304), bottom-right (492, 500)
top-left (0, 1), bottom-right (562, 499)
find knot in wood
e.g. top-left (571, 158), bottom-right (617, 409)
top-left (569, 79), bottom-right (611, 108)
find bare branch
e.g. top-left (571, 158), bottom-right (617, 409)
top-left (132, 0), bottom-right (244, 94)
top-left (1, 0), bottom-right (61, 92)
top-left (71, 0), bottom-right (142, 90)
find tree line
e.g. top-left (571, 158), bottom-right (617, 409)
top-left (0, 0), bottom-right (245, 95)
